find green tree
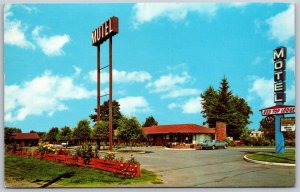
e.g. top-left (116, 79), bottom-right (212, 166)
top-left (142, 116), bottom-right (158, 127)
top-left (89, 100), bottom-right (123, 129)
top-left (201, 77), bottom-right (253, 139)
top-left (47, 127), bottom-right (60, 144)
top-left (73, 119), bottom-right (91, 145)
top-left (259, 118), bottom-right (275, 141)
top-left (117, 117), bottom-right (145, 148)
top-left (92, 121), bottom-right (109, 147)
top-left (58, 126), bottom-right (72, 142)
top-left (200, 86), bottom-right (218, 127)
top-left (4, 127), bottom-right (22, 144)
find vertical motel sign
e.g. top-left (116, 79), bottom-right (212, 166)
top-left (260, 47), bottom-right (295, 154)
top-left (92, 17), bottom-right (119, 151)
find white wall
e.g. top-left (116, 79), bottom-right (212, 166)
top-left (193, 134), bottom-right (213, 144)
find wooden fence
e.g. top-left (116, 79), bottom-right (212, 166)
top-left (8, 151), bottom-right (140, 177)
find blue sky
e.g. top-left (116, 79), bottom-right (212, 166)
top-left (4, 3), bottom-right (295, 133)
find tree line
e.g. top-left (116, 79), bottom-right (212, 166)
top-left (5, 104), bottom-right (159, 146)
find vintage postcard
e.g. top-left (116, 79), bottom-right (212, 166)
top-left (3, 2), bottom-right (295, 188)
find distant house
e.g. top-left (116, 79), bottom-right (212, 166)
top-left (250, 131), bottom-right (264, 138)
top-left (13, 133), bottom-right (40, 146)
top-left (143, 121), bottom-right (226, 146)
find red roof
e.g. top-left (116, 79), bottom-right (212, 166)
top-left (14, 133), bottom-right (40, 140)
top-left (143, 124), bottom-right (215, 135)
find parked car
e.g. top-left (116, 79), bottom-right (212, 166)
top-left (200, 140), bottom-right (228, 150)
top-left (61, 141), bottom-right (69, 147)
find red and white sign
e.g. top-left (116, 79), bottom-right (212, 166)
top-left (260, 105), bottom-right (295, 116)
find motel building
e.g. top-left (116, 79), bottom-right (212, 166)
top-left (13, 132), bottom-right (40, 147)
top-left (143, 122), bottom-right (226, 148)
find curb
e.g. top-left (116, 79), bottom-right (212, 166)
top-left (243, 155), bottom-right (295, 167)
top-left (164, 147), bottom-right (196, 151)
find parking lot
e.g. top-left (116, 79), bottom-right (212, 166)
top-left (119, 147), bottom-right (295, 187)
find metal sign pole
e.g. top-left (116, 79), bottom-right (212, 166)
top-left (92, 16), bottom-right (118, 151)
top-left (97, 45), bottom-right (101, 121)
top-left (109, 37), bottom-right (113, 151)
top-left (275, 114), bottom-right (284, 153)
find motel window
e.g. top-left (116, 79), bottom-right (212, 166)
top-left (166, 135), bottom-right (170, 140)
top-left (149, 135), bottom-right (153, 141)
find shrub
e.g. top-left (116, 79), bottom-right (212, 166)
top-left (37, 142), bottom-right (56, 154)
top-left (104, 152), bottom-right (116, 161)
top-left (56, 149), bottom-right (68, 155)
top-left (116, 156), bottom-right (125, 162)
top-left (126, 154), bottom-right (139, 164)
top-left (224, 137), bottom-right (231, 144)
top-left (5, 143), bottom-right (22, 152)
top-left (75, 143), bottom-right (94, 164)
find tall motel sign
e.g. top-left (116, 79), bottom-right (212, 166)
top-left (260, 47), bottom-right (295, 153)
top-left (92, 17), bottom-right (119, 150)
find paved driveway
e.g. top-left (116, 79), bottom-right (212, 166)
top-left (119, 147), bottom-right (295, 187)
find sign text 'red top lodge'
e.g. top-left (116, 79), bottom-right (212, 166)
top-left (92, 16), bottom-right (118, 46)
top-left (260, 105), bottom-right (295, 116)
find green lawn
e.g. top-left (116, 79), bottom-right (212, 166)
top-left (246, 150), bottom-right (295, 164)
top-left (5, 154), bottom-right (161, 187)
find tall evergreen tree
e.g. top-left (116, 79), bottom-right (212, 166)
top-left (201, 77), bottom-right (253, 139)
top-left (89, 100), bottom-right (123, 129)
top-left (201, 86), bottom-right (218, 127)
top-left (142, 116), bottom-right (158, 127)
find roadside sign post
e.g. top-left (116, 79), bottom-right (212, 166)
top-left (260, 47), bottom-right (295, 154)
top-left (92, 17), bottom-right (119, 151)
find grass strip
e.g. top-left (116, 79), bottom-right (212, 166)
top-left (5, 154), bottom-right (162, 187)
top-left (246, 150), bottom-right (295, 164)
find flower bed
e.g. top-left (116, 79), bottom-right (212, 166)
top-left (10, 150), bottom-right (140, 177)
top-left (170, 144), bottom-right (195, 149)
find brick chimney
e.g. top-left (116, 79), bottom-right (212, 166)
top-left (215, 121), bottom-right (227, 141)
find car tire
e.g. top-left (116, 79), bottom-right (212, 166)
top-left (212, 145), bottom-right (215, 150)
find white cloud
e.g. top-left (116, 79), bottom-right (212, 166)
top-left (4, 5), bottom-right (35, 49)
top-left (248, 77), bottom-right (273, 107)
top-left (251, 56), bottom-right (263, 65)
top-left (248, 77), bottom-right (295, 107)
top-left (132, 3), bottom-right (249, 27)
top-left (168, 102), bottom-right (179, 110)
top-left (286, 83), bottom-right (295, 104)
top-left (89, 69), bottom-right (151, 84)
top-left (133, 3), bottom-right (217, 27)
top-left (182, 97), bottom-right (202, 114)
top-left (73, 65), bottom-right (82, 77)
top-left (147, 72), bottom-right (191, 93)
top-left (286, 56), bottom-right (295, 73)
top-left (168, 97), bottom-right (203, 114)
top-left (32, 26), bottom-right (70, 56)
top-left (162, 88), bottom-right (200, 99)
top-left (267, 4), bottom-right (294, 43)
top-left (147, 71), bottom-right (200, 99)
top-left (5, 71), bottom-right (95, 122)
top-left (22, 5), bottom-right (38, 14)
top-left (118, 96), bottom-right (150, 116)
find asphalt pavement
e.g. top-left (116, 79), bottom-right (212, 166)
top-left (117, 147), bottom-right (295, 187)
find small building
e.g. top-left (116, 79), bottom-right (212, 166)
top-left (13, 133), bottom-right (40, 146)
top-left (143, 121), bottom-right (226, 146)
top-left (250, 131), bottom-right (264, 138)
